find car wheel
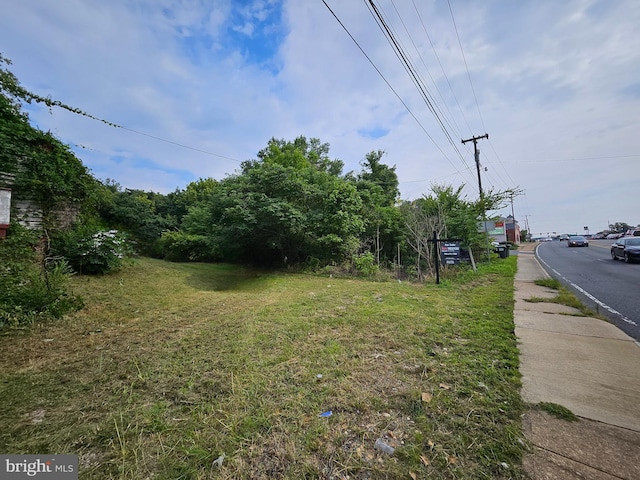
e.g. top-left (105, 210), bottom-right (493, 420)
top-left (624, 252), bottom-right (631, 263)
top-left (611, 250), bottom-right (616, 260)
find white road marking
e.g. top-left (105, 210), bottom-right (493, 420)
top-left (536, 254), bottom-right (638, 327)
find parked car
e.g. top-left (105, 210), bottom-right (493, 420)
top-left (568, 235), bottom-right (589, 247)
top-left (611, 237), bottom-right (640, 263)
top-left (624, 229), bottom-right (640, 237)
top-left (606, 233), bottom-right (621, 239)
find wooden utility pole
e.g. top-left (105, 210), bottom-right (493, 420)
top-left (523, 214), bottom-right (531, 240)
top-left (507, 188), bottom-right (524, 242)
top-left (461, 133), bottom-right (488, 198)
top-left (462, 133), bottom-right (489, 259)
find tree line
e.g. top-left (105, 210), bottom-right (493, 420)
top-left (86, 135), bottom-right (514, 277)
top-left (0, 52), bottom-right (515, 276)
top-left (1, 52), bottom-right (516, 325)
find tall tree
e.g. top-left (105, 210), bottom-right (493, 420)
top-left (357, 150), bottom-right (399, 205)
top-left (203, 137), bottom-right (362, 266)
top-left (351, 150), bottom-right (402, 265)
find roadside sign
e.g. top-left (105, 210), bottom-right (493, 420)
top-left (440, 241), bottom-right (461, 265)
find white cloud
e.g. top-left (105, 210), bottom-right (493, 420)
top-left (1, 0), bottom-right (639, 235)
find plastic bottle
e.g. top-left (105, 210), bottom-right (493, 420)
top-left (374, 438), bottom-right (395, 455)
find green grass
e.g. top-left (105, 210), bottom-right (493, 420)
top-left (0, 257), bottom-right (526, 479)
top-left (536, 402), bottom-right (579, 422)
top-left (534, 278), bottom-right (561, 290)
top-left (530, 278), bottom-right (603, 318)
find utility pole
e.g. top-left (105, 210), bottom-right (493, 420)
top-left (462, 133), bottom-right (489, 260)
top-left (461, 133), bottom-right (489, 198)
top-left (523, 214), bottom-right (531, 241)
top-left (507, 188), bottom-right (524, 243)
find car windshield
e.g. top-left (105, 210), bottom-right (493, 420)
top-left (570, 236), bottom-right (585, 241)
top-left (626, 238), bottom-right (640, 246)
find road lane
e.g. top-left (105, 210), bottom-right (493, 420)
top-left (536, 239), bottom-right (640, 342)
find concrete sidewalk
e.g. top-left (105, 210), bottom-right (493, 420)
top-left (514, 244), bottom-right (640, 480)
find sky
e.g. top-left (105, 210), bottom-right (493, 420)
top-left (1, 0), bottom-right (638, 237)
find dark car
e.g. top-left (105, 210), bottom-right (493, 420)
top-left (568, 235), bottom-right (589, 247)
top-left (611, 237), bottom-right (640, 263)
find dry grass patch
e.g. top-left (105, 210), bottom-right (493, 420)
top-left (0, 257), bottom-right (525, 479)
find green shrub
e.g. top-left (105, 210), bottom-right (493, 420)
top-left (0, 223), bottom-right (83, 327)
top-left (54, 226), bottom-right (129, 274)
top-left (353, 251), bottom-right (379, 276)
top-left (16, 259), bottom-right (84, 317)
top-left (157, 231), bottom-right (217, 262)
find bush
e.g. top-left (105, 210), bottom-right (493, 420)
top-left (0, 223), bottom-right (83, 327)
top-left (353, 251), bottom-right (379, 276)
top-left (53, 226), bottom-right (129, 274)
top-left (157, 231), bottom-right (218, 262)
top-left (16, 259), bottom-right (84, 317)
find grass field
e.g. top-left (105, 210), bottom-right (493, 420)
top-left (0, 257), bottom-right (526, 479)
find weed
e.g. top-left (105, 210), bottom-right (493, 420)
top-left (537, 402), bottom-right (579, 422)
top-left (529, 278), bottom-right (604, 318)
top-left (534, 278), bottom-right (561, 289)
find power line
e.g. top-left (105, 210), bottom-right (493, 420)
top-left (363, 0), bottom-right (474, 179)
top-left (412, 0), bottom-right (473, 136)
top-left (443, 2), bottom-right (515, 193)
top-left (59, 115), bottom-right (243, 163)
top-left (321, 0), bottom-right (469, 181)
top-left (114, 124), bottom-right (242, 163)
top-left (3, 66), bottom-right (243, 164)
top-left (447, 0), bottom-right (486, 133)
top-left (388, 0), bottom-right (469, 160)
top-left (485, 154), bottom-right (640, 164)
top-left (484, 140), bottom-right (513, 190)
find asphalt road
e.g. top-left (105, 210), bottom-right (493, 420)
top-left (535, 239), bottom-right (640, 342)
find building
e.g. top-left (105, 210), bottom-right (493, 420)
top-left (0, 170), bottom-right (78, 236)
top-left (505, 215), bottom-right (521, 244)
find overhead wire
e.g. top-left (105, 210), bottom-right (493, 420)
top-left (409, 0), bottom-right (485, 196)
top-left (447, 0), bottom-right (486, 134)
top-left (486, 153), bottom-right (640, 164)
top-left (411, 0), bottom-right (474, 137)
top-left (443, 0), bottom-right (527, 210)
top-left (442, 0), bottom-right (520, 193)
top-left (363, 0), bottom-right (475, 183)
top-left (388, 0), bottom-right (470, 170)
top-left (372, 0), bottom-right (500, 199)
top-left (321, 0), bottom-right (470, 182)
top-left (114, 125), bottom-right (242, 163)
top-left (37, 107), bottom-right (243, 165)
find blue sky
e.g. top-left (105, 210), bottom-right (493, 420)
top-left (1, 0), bottom-right (638, 236)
